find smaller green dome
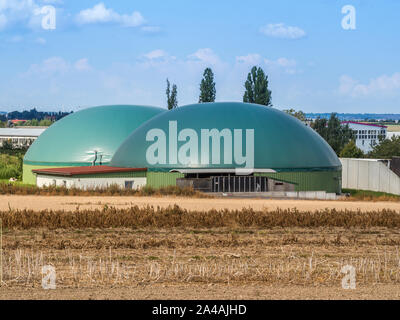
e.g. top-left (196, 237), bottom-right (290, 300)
top-left (24, 105), bottom-right (165, 166)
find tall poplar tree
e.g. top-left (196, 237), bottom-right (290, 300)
top-left (243, 66), bottom-right (272, 106)
top-left (199, 68), bottom-right (216, 103)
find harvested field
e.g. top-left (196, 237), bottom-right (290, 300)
top-left (1, 195), bottom-right (400, 212)
top-left (1, 205), bottom-right (400, 299)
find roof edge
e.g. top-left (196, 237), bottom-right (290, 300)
top-left (32, 166), bottom-right (147, 177)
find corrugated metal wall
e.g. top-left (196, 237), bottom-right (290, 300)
top-left (146, 172), bottom-right (184, 188)
top-left (255, 170), bottom-right (341, 194)
top-left (146, 171), bottom-right (341, 193)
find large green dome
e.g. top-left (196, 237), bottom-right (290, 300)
top-left (110, 102), bottom-right (341, 171)
top-left (23, 105), bottom-right (165, 183)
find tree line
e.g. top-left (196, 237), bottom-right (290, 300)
top-left (311, 113), bottom-right (400, 159)
top-left (0, 109), bottom-right (73, 128)
top-left (165, 66), bottom-right (272, 109)
top-left (4, 109), bottom-right (72, 121)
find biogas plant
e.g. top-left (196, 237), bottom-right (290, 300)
top-left (23, 102), bottom-right (342, 198)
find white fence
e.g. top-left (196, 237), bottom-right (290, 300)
top-left (340, 158), bottom-right (400, 195)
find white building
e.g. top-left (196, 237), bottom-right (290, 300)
top-left (0, 127), bottom-right (46, 148)
top-left (342, 121), bottom-right (387, 154)
top-left (32, 166), bottom-right (147, 190)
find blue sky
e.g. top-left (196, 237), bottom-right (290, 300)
top-left (0, 0), bottom-right (399, 113)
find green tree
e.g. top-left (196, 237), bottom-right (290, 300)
top-left (24, 119), bottom-right (39, 126)
top-left (283, 109), bottom-right (306, 121)
top-left (243, 66), bottom-right (272, 106)
top-left (39, 119), bottom-right (53, 126)
top-left (311, 113), bottom-right (354, 155)
top-left (199, 68), bottom-right (216, 103)
top-left (1, 139), bottom-right (13, 151)
top-left (166, 79), bottom-right (178, 110)
top-left (369, 136), bottom-right (400, 159)
top-left (340, 140), bottom-right (364, 158)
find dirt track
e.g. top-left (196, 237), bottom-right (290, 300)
top-left (1, 195), bottom-right (400, 212)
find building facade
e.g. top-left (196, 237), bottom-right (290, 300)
top-left (33, 166), bottom-right (147, 190)
top-left (0, 128), bottom-right (46, 149)
top-left (342, 121), bottom-right (387, 154)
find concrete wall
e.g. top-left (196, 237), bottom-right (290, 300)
top-left (340, 158), bottom-right (400, 195)
top-left (36, 175), bottom-right (147, 190)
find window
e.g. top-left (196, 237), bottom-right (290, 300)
top-left (125, 181), bottom-right (134, 189)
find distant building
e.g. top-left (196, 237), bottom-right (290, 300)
top-left (342, 121), bottom-right (387, 154)
top-left (9, 119), bottom-right (27, 125)
top-left (0, 127), bottom-right (46, 148)
top-left (303, 119), bottom-right (313, 127)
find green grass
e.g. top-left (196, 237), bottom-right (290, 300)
top-left (342, 188), bottom-right (400, 201)
top-left (0, 152), bottom-right (24, 180)
top-left (0, 179), bottom-right (30, 186)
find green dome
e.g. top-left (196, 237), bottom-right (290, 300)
top-left (24, 105), bottom-right (165, 166)
top-left (110, 102), bottom-right (341, 171)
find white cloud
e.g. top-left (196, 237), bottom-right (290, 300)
top-left (120, 11), bottom-right (145, 27)
top-left (0, 0), bottom-right (62, 31)
top-left (0, 0), bottom-right (35, 28)
top-left (265, 57), bottom-right (296, 68)
top-left (235, 54), bottom-right (298, 74)
top-left (143, 49), bottom-right (169, 60)
top-left (236, 54), bottom-right (262, 65)
top-left (27, 57), bottom-right (69, 76)
top-left (260, 23), bottom-right (306, 39)
top-left (40, 0), bottom-right (63, 4)
top-left (74, 58), bottom-right (91, 71)
top-left (76, 2), bottom-right (145, 27)
top-left (338, 75), bottom-right (358, 95)
top-left (25, 57), bottom-right (92, 77)
top-left (264, 57), bottom-right (297, 74)
top-left (76, 3), bottom-right (112, 24)
top-left (188, 48), bottom-right (221, 65)
top-left (339, 73), bottom-right (400, 97)
top-left (0, 0), bottom-right (35, 12)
